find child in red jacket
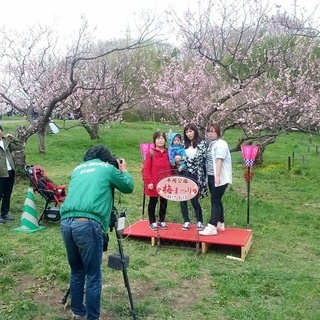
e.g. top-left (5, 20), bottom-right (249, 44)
top-left (142, 131), bottom-right (172, 230)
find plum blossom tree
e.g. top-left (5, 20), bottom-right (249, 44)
top-left (0, 15), bottom-right (161, 153)
top-left (60, 46), bottom-right (148, 139)
top-left (143, 0), bottom-right (320, 162)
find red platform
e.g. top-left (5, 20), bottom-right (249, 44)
top-left (122, 220), bottom-right (253, 261)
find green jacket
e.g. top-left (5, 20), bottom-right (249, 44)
top-left (0, 137), bottom-right (23, 177)
top-left (60, 159), bottom-right (134, 231)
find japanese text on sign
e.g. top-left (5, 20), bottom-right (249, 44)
top-left (156, 176), bottom-right (199, 202)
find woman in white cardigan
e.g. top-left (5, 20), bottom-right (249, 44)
top-left (200, 123), bottom-right (232, 236)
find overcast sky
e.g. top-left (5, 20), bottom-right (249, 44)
top-left (1, 0), bottom-right (200, 40)
top-left (1, 0), bottom-right (319, 41)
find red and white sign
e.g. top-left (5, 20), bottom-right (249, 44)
top-left (156, 175), bottom-right (199, 201)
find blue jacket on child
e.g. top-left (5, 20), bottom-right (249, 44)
top-left (168, 133), bottom-right (186, 170)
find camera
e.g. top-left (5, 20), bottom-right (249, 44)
top-left (110, 156), bottom-right (124, 169)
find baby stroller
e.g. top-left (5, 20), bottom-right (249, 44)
top-left (24, 164), bottom-right (67, 223)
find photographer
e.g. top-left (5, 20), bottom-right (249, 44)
top-left (60, 145), bottom-right (134, 320)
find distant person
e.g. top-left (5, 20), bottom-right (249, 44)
top-left (200, 123), bottom-right (232, 236)
top-left (142, 131), bottom-right (172, 230)
top-left (168, 132), bottom-right (186, 171)
top-left (174, 123), bottom-right (208, 231)
top-left (60, 145), bottom-right (134, 320)
top-left (0, 125), bottom-right (23, 224)
top-left (31, 107), bottom-right (39, 120)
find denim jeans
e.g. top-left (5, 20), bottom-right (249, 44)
top-left (60, 218), bottom-right (103, 320)
top-left (207, 175), bottom-right (228, 226)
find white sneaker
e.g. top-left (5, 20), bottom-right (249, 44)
top-left (72, 314), bottom-right (86, 320)
top-left (196, 221), bottom-right (204, 231)
top-left (158, 222), bottom-right (168, 230)
top-left (199, 224), bottom-right (217, 236)
top-left (182, 222), bottom-right (191, 230)
top-left (217, 222), bottom-right (225, 231)
top-left (149, 222), bottom-right (158, 230)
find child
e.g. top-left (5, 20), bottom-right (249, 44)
top-left (168, 133), bottom-right (186, 171)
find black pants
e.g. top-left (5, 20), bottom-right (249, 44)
top-left (207, 175), bottom-right (228, 226)
top-left (148, 196), bottom-right (167, 224)
top-left (179, 171), bottom-right (203, 223)
top-left (0, 170), bottom-right (15, 216)
top-left (180, 195), bottom-right (203, 223)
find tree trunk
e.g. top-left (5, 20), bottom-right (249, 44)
top-left (37, 128), bottom-right (46, 154)
top-left (15, 126), bottom-right (28, 148)
top-left (13, 126), bottom-right (27, 175)
top-left (83, 122), bottom-right (100, 140)
top-left (254, 148), bottom-right (264, 166)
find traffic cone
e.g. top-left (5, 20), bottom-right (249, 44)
top-left (13, 187), bottom-right (45, 233)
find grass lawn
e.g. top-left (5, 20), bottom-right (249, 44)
top-left (0, 120), bottom-right (319, 319)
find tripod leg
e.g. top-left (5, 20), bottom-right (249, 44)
top-left (61, 287), bottom-right (70, 305)
top-left (121, 266), bottom-right (137, 319)
top-left (115, 229), bottom-right (137, 320)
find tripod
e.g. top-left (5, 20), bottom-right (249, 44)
top-left (112, 211), bottom-right (137, 320)
top-left (61, 211), bottom-right (137, 319)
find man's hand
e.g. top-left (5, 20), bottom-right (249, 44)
top-left (117, 158), bottom-right (128, 172)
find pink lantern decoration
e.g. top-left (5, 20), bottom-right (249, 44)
top-left (140, 142), bottom-right (154, 220)
top-left (241, 145), bottom-right (259, 229)
top-left (241, 145), bottom-right (259, 167)
top-left (140, 142), bottom-right (154, 162)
